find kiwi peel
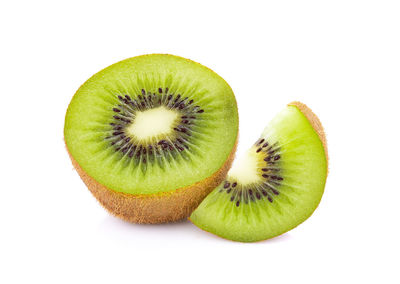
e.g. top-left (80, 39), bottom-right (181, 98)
top-left (65, 54), bottom-right (239, 223)
top-left (288, 101), bottom-right (328, 164)
top-left (190, 102), bottom-right (328, 242)
top-left (67, 142), bottom-right (236, 223)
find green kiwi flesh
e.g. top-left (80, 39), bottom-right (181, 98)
top-left (190, 102), bottom-right (328, 242)
top-left (64, 54), bottom-right (238, 222)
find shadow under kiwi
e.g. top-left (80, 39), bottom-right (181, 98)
top-left (97, 215), bottom-right (206, 243)
top-left (97, 214), bottom-right (293, 244)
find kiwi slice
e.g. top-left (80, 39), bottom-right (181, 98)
top-left (64, 54), bottom-right (238, 223)
top-left (190, 102), bottom-right (328, 242)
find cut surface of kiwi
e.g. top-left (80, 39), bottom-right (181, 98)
top-left (190, 102), bottom-right (328, 242)
top-left (64, 54), bottom-right (238, 223)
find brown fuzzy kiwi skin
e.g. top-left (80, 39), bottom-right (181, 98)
top-left (66, 137), bottom-right (237, 224)
top-left (288, 101), bottom-right (329, 170)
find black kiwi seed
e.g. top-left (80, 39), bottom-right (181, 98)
top-left (271, 189), bottom-right (280, 195)
top-left (105, 88), bottom-right (205, 166)
top-left (221, 139), bottom-right (284, 206)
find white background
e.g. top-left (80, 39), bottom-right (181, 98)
top-left (1, 0), bottom-right (399, 283)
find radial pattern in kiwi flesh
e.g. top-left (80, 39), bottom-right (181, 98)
top-left (190, 102), bottom-right (328, 242)
top-left (64, 54), bottom-right (238, 223)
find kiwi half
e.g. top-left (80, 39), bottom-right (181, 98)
top-left (64, 54), bottom-right (238, 224)
top-left (190, 102), bottom-right (328, 242)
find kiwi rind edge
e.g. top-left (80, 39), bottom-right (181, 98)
top-left (288, 101), bottom-right (329, 170)
top-left (66, 137), bottom-right (237, 224)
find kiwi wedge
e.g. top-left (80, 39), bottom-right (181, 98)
top-left (64, 54), bottom-right (238, 223)
top-left (190, 102), bottom-right (328, 242)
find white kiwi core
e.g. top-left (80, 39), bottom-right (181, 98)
top-left (127, 106), bottom-right (179, 141)
top-left (228, 149), bottom-right (263, 186)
